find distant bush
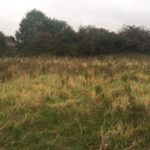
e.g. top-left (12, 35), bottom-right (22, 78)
top-left (0, 31), bottom-right (7, 57)
top-left (118, 25), bottom-right (150, 53)
top-left (0, 31), bottom-right (6, 48)
top-left (0, 32), bottom-right (17, 57)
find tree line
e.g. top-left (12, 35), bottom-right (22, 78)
top-left (1, 9), bottom-right (150, 57)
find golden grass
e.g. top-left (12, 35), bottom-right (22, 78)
top-left (0, 54), bottom-right (150, 149)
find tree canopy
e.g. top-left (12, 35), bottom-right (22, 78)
top-left (15, 9), bottom-right (68, 47)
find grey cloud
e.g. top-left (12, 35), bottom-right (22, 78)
top-left (0, 0), bottom-right (150, 35)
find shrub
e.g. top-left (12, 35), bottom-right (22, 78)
top-left (0, 31), bottom-right (6, 48)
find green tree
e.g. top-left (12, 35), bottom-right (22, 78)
top-left (118, 25), bottom-right (150, 53)
top-left (15, 9), bottom-right (68, 47)
top-left (77, 26), bottom-right (113, 55)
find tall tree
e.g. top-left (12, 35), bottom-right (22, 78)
top-left (15, 9), bottom-right (68, 47)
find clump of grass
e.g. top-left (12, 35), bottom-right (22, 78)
top-left (95, 85), bottom-right (103, 95)
top-left (130, 74), bottom-right (138, 81)
top-left (121, 73), bottom-right (128, 82)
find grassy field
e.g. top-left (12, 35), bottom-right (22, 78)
top-left (0, 55), bottom-right (150, 150)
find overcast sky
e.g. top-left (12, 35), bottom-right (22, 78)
top-left (0, 0), bottom-right (150, 35)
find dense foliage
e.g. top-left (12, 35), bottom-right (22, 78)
top-left (22, 24), bottom-right (150, 56)
top-left (0, 32), bottom-right (16, 57)
top-left (0, 31), bottom-right (6, 48)
top-left (15, 9), bottom-right (68, 49)
top-left (0, 31), bottom-right (8, 56)
top-left (2, 9), bottom-right (150, 56)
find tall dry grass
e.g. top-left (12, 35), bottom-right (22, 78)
top-left (0, 54), bottom-right (150, 149)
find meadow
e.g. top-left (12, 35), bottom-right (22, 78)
top-left (0, 54), bottom-right (150, 150)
